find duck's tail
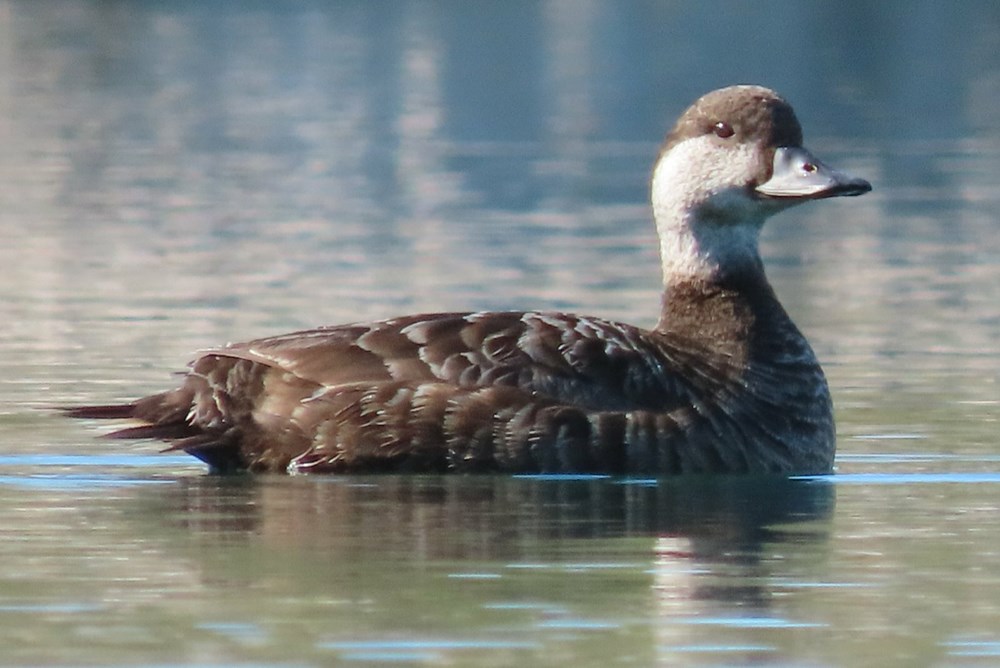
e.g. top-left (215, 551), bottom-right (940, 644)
top-left (61, 393), bottom-right (245, 472)
top-left (61, 402), bottom-right (139, 421)
top-left (61, 389), bottom-right (198, 440)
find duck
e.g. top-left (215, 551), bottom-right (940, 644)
top-left (65, 85), bottom-right (871, 475)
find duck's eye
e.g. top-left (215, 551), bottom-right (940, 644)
top-left (713, 121), bottom-right (735, 139)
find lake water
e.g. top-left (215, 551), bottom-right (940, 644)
top-left (1, 1), bottom-right (999, 665)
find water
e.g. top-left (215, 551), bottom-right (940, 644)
top-left (1, 1), bottom-right (999, 665)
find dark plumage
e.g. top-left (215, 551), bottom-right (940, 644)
top-left (65, 85), bottom-right (871, 475)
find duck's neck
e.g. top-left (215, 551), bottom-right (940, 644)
top-left (650, 145), bottom-right (771, 281)
top-left (652, 207), bottom-right (787, 341)
top-left (656, 209), bottom-right (766, 284)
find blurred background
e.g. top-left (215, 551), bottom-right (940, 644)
top-left (2, 2), bottom-right (998, 408)
top-left (0, 1), bottom-right (999, 665)
top-left (1, 1), bottom-right (998, 400)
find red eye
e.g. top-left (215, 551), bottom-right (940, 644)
top-left (713, 121), bottom-right (734, 139)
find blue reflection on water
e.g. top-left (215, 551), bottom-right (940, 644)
top-left (665, 643), bottom-right (776, 653)
top-left (0, 602), bottom-right (105, 613)
top-left (681, 616), bottom-right (826, 629)
top-left (943, 640), bottom-right (1000, 658)
top-left (0, 475), bottom-right (176, 490)
top-left (512, 474), bottom-right (613, 481)
top-left (323, 640), bottom-right (540, 650)
top-left (833, 472), bottom-right (1000, 484)
top-left (3, 451), bottom-right (996, 488)
top-left (536, 618), bottom-right (621, 630)
top-left (0, 454), bottom-right (197, 468)
top-left (322, 638), bottom-right (541, 662)
top-left (0, 453), bottom-right (196, 490)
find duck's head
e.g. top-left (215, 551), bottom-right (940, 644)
top-left (651, 85), bottom-right (871, 280)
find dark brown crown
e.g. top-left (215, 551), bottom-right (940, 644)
top-left (663, 85), bottom-right (803, 153)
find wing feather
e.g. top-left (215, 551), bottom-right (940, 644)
top-left (196, 311), bottom-right (691, 412)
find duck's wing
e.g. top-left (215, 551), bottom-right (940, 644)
top-left (70, 311), bottom-right (717, 474)
top-left (217, 311), bottom-right (717, 473)
top-left (211, 311), bottom-right (686, 412)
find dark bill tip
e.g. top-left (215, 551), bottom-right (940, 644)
top-left (824, 176), bottom-right (872, 198)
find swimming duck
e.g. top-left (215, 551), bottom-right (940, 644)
top-left (66, 85), bottom-right (871, 475)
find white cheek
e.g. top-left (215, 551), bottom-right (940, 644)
top-left (651, 136), bottom-right (762, 221)
top-left (650, 136), bottom-right (767, 281)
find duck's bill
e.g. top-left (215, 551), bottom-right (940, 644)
top-left (756, 146), bottom-right (872, 200)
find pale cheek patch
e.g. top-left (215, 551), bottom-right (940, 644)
top-left (650, 137), bottom-right (766, 281)
top-left (651, 137), bottom-right (761, 217)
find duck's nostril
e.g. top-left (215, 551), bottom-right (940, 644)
top-left (802, 162), bottom-right (817, 174)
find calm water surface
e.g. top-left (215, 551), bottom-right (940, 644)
top-left (2, 1), bottom-right (1000, 665)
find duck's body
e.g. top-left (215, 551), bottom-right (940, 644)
top-left (66, 85), bottom-right (870, 475)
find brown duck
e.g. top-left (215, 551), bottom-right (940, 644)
top-left (66, 85), bottom-right (871, 475)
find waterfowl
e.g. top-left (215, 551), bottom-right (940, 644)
top-left (66, 85), bottom-right (871, 475)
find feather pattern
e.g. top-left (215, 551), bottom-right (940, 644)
top-left (65, 85), bottom-right (870, 475)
